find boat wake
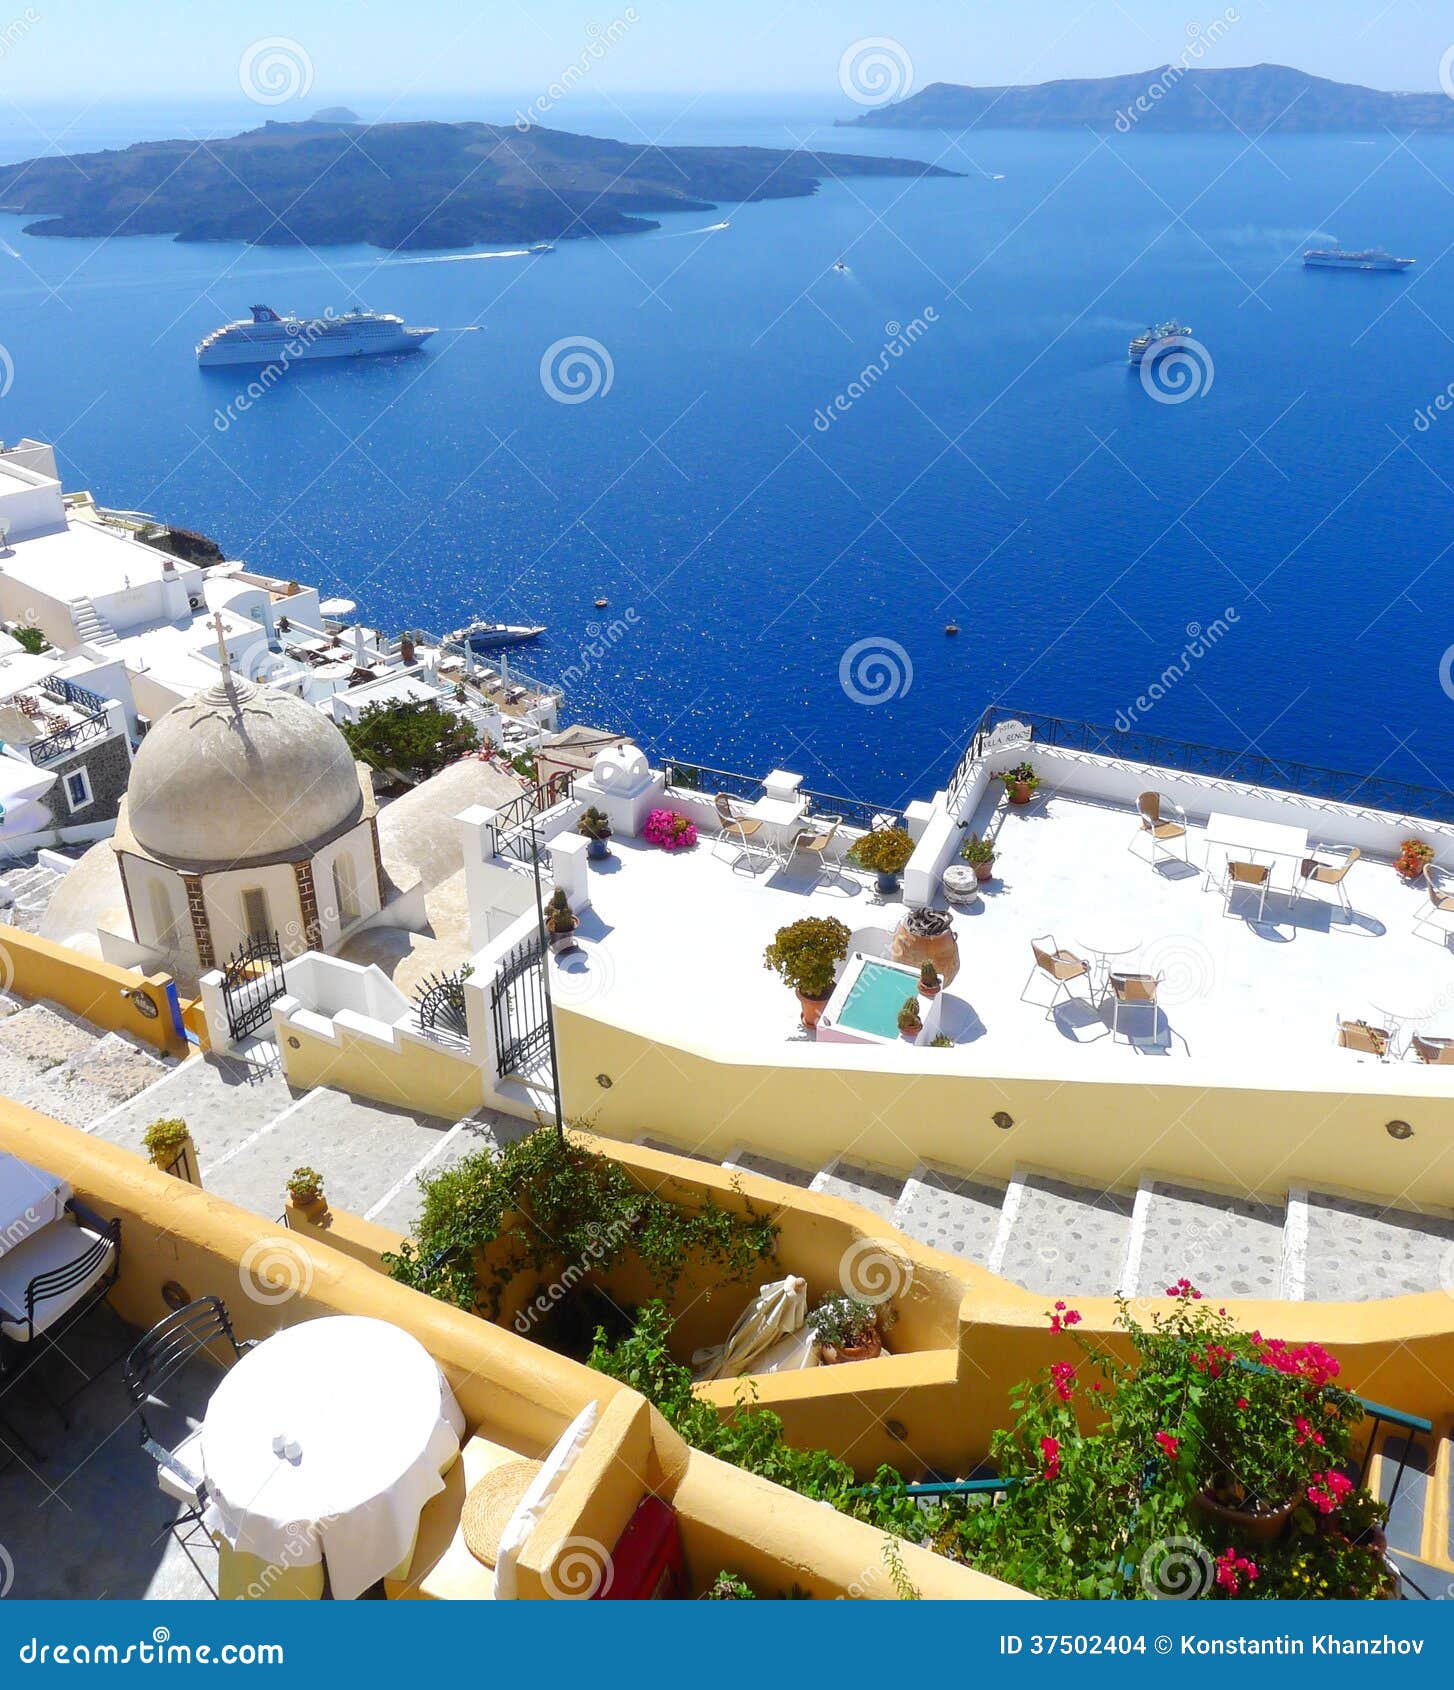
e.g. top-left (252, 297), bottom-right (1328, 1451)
top-left (382, 248), bottom-right (535, 266)
top-left (653, 220), bottom-right (731, 239)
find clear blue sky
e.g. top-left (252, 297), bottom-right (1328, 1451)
top-left (18, 0), bottom-right (1454, 100)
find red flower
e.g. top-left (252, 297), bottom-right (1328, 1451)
top-left (1039, 1435), bottom-right (1061, 1480)
top-left (1293, 1416), bottom-right (1325, 1448)
top-left (1049, 1361), bottom-right (1076, 1402)
top-left (1154, 1431), bottom-right (1180, 1461)
top-left (1235, 1396), bottom-right (1249, 1411)
top-left (1307, 1471), bottom-right (1353, 1516)
top-left (1048, 1302), bottom-right (1082, 1333)
top-left (1164, 1276), bottom-right (1203, 1300)
top-left (1215, 1546), bottom-right (1259, 1595)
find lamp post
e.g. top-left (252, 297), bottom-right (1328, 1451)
top-left (525, 804), bottom-right (566, 1143)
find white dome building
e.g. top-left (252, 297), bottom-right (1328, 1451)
top-left (112, 662), bottom-right (384, 976)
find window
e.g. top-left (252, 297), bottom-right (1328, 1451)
top-left (62, 768), bottom-right (93, 813)
top-left (332, 854), bottom-right (359, 924)
top-left (241, 886), bottom-right (271, 940)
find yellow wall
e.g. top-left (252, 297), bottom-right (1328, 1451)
top-left (276, 1004), bottom-right (485, 1121)
top-left (0, 926), bottom-right (189, 1056)
top-left (558, 1005), bottom-right (1454, 1210)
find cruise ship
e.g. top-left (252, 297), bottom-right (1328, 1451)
top-left (1303, 248), bottom-right (1414, 272)
top-left (1127, 321), bottom-right (1192, 364)
top-left (196, 304), bottom-right (437, 367)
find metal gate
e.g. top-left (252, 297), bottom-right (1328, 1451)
top-left (489, 931), bottom-right (550, 1078)
top-left (222, 932), bottom-right (286, 1043)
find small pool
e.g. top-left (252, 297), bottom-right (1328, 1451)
top-left (818, 952), bottom-right (940, 1047)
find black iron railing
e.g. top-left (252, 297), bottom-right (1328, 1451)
top-left (490, 931), bottom-right (549, 1078)
top-left (40, 675), bottom-right (109, 715)
top-left (661, 757), bottom-right (902, 835)
top-left (494, 774), bottom-right (576, 864)
top-left (954, 704), bottom-right (1454, 824)
top-left (28, 709), bottom-right (110, 767)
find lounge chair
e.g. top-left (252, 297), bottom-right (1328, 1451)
top-left (1413, 864), bottom-right (1454, 942)
top-left (1133, 791), bottom-right (1189, 866)
top-left (713, 792), bottom-right (766, 864)
top-left (1105, 971), bottom-right (1162, 1045)
top-left (1411, 1034), bottom-right (1454, 1065)
top-left (1222, 858), bottom-right (1271, 922)
top-left (1336, 1017), bottom-right (1391, 1059)
top-left (1020, 935), bottom-right (1094, 1019)
top-left (1295, 844), bottom-right (1360, 916)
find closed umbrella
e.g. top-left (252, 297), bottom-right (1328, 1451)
top-left (691, 1274), bottom-right (813, 1382)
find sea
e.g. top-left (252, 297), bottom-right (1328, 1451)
top-left (1, 93), bottom-right (1451, 808)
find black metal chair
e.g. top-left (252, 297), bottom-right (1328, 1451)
top-left (122, 1296), bottom-right (255, 1554)
top-left (0, 1199), bottom-right (121, 1428)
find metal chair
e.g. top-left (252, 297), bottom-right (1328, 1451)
top-left (1410, 1033), bottom-right (1454, 1066)
top-left (1296, 844), bottom-right (1360, 916)
top-left (1222, 858), bottom-right (1271, 923)
top-left (1133, 791), bottom-right (1189, 866)
top-left (1413, 864), bottom-right (1454, 942)
top-left (1105, 971), bottom-right (1162, 1045)
top-left (712, 792), bottom-right (766, 864)
top-left (1020, 935), bottom-right (1094, 1019)
top-left (123, 1297), bottom-right (256, 1546)
top-left (783, 817), bottom-right (841, 883)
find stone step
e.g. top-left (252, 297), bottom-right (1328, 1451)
top-left (0, 1001), bottom-right (100, 1070)
top-left (893, 1163), bottom-right (1006, 1262)
top-left (1123, 1177), bottom-right (1285, 1301)
top-left (1295, 1189), bottom-right (1454, 1302)
top-left (14, 1032), bottom-right (169, 1131)
top-left (809, 1158), bottom-right (904, 1222)
top-left (366, 1110), bottom-right (531, 1235)
top-left (722, 1145), bottom-right (815, 1190)
top-left (988, 1169), bottom-right (1135, 1297)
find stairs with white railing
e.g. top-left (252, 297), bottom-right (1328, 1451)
top-left (68, 595), bottom-right (118, 646)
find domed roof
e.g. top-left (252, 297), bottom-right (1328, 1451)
top-left (127, 673), bottom-right (365, 869)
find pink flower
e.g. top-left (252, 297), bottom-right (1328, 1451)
top-left (1039, 1435), bottom-right (1061, 1480)
top-left (1307, 1471), bottom-right (1353, 1516)
top-left (1215, 1546), bottom-right (1259, 1595)
top-left (1154, 1431), bottom-right (1180, 1461)
top-left (1235, 1397), bottom-right (1249, 1411)
top-left (1293, 1416), bottom-right (1324, 1448)
top-left (1049, 1361), bottom-right (1076, 1401)
top-left (1049, 1303), bottom-right (1082, 1333)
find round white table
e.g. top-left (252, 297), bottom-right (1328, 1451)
top-left (201, 1315), bottom-right (464, 1600)
top-left (1075, 933), bottom-right (1141, 995)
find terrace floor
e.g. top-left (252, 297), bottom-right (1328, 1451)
top-left (556, 791), bottom-right (1454, 1092)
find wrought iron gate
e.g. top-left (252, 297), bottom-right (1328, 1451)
top-left (489, 931), bottom-right (550, 1078)
top-left (222, 932), bottom-right (286, 1043)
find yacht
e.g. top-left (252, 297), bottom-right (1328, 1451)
top-left (444, 618), bottom-right (547, 650)
top-left (1303, 248), bottom-right (1414, 273)
top-left (1127, 321), bottom-right (1192, 364)
top-left (196, 304), bottom-right (437, 367)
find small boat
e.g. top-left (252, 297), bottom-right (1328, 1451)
top-left (528, 243), bottom-right (555, 255)
top-left (594, 596), bottom-right (608, 609)
top-left (444, 618), bottom-right (546, 650)
top-left (944, 623), bottom-right (959, 636)
top-left (1127, 321), bottom-right (1192, 365)
top-left (833, 258), bottom-right (847, 272)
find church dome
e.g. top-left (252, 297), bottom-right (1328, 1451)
top-left (127, 673), bottom-right (365, 869)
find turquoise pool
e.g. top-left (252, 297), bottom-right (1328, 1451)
top-left (835, 959), bottom-right (919, 1038)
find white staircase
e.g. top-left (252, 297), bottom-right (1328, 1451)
top-left (68, 595), bottom-right (118, 646)
top-left (0, 859), bottom-right (65, 932)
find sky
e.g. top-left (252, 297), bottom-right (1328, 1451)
top-left (5, 0), bottom-right (1452, 104)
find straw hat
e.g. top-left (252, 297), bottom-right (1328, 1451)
top-left (461, 1460), bottom-right (542, 1566)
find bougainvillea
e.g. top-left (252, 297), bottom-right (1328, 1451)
top-left (643, 809), bottom-right (698, 850)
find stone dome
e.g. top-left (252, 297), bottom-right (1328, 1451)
top-left (127, 674), bottom-right (365, 869)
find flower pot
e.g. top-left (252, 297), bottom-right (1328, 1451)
top-left (1008, 780), bottom-right (1034, 806)
top-left (797, 992), bottom-right (830, 1030)
top-left (874, 871), bottom-right (900, 895)
top-left (890, 912), bottom-right (961, 988)
top-left (1193, 1486), bottom-right (1298, 1546)
top-left (974, 861), bottom-right (994, 884)
top-left (586, 837), bottom-right (610, 862)
top-left (820, 1328), bottom-right (883, 1365)
top-left (287, 1193), bottom-right (327, 1224)
top-left (899, 1025), bottom-right (922, 1042)
top-left (918, 982), bottom-right (941, 999)
top-left (549, 921), bottom-right (580, 954)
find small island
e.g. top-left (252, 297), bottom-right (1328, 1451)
top-left (841, 62), bottom-right (1454, 134)
top-left (0, 117), bottom-right (958, 250)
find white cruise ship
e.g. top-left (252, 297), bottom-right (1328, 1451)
top-left (1303, 248), bottom-right (1414, 272)
top-left (196, 304), bottom-right (437, 367)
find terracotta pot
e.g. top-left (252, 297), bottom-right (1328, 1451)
top-left (797, 992), bottom-right (830, 1030)
top-left (918, 982), bottom-right (941, 999)
top-left (1008, 780), bottom-right (1034, 806)
top-left (899, 1025), bottom-right (922, 1042)
top-left (549, 919), bottom-right (580, 954)
top-left (820, 1328), bottom-right (883, 1365)
top-left (890, 919), bottom-right (961, 988)
top-left (974, 861), bottom-right (994, 883)
top-left (1193, 1486), bottom-right (1298, 1546)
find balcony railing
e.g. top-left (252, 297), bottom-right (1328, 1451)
top-left (28, 705), bottom-right (111, 766)
top-left (952, 703), bottom-right (1454, 826)
top-left (661, 757), bottom-right (903, 835)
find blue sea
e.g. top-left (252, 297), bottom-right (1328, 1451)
top-left (1, 95), bottom-right (1450, 807)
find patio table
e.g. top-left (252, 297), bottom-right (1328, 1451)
top-left (201, 1315), bottom-right (464, 1600)
top-left (0, 1153), bottom-right (70, 1260)
top-left (1075, 932), bottom-right (1141, 998)
top-left (742, 792), bottom-right (810, 864)
top-left (1203, 812), bottom-right (1310, 893)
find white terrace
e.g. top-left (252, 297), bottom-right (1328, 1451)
top-left (532, 731), bottom-right (1454, 1097)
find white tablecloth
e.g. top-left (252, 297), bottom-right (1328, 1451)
top-left (201, 1315), bottom-right (464, 1600)
top-left (0, 1153), bottom-right (70, 1260)
top-left (1205, 811), bottom-right (1309, 887)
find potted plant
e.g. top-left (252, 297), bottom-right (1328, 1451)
top-left (960, 831), bottom-right (996, 883)
top-left (544, 888), bottom-right (580, 953)
top-left (808, 1295), bottom-right (894, 1365)
top-left (998, 761), bottom-right (1040, 806)
top-left (896, 997), bottom-right (924, 1042)
top-left (848, 825), bottom-right (915, 894)
top-left (142, 1117), bottom-right (195, 1180)
top-left (642, 809), bottom-right (698, 851)
top-left (577, 805), bottom-right (613, 861)
top-left (286, 1165), bottom-right (327, 1222)
top-left (763, 915), bottom-right (851, 1029)
top-left (1395, 838), bottom-right (1434, 883)
top-left (918, 962), bottom-right (941, 998)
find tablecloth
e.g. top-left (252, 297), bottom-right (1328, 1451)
top-left (0, 1153), bottom-right (70, 1260)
